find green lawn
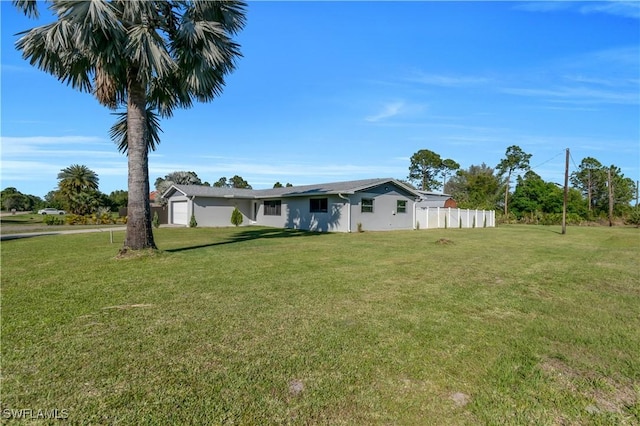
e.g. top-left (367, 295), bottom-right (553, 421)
top-left (1, 213), bottom-right (123, 235)
top-left (1, 226), bottom-right (638, 424)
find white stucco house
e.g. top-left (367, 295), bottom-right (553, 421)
top-left (162, 178), bottom-right (426, 232)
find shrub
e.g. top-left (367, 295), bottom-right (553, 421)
top-left (65, 214), bottom-right (82, 225)
top-left (230, 207), bottom-right (243, 227)
top-left (626, 206), bottom-right (640, 227)
top-left (152, 211), bottom-right (160, 229)
top-left (189, 212), bottom-right (197, 228)
top-left (43, 215), bottom-right (64, 225)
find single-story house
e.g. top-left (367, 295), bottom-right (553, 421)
top-left (162, 178), bottom-right (439, 232)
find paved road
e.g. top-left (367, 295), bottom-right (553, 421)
top-left (1, 227), bottom-right (127, 241)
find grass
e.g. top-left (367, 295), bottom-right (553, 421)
top-left (0, 213), bottom-right (123, 235)
top-left (1, 225), bottom-right (638, 424)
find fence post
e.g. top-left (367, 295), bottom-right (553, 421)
top-left (425, 207), bottom-right (429, 229)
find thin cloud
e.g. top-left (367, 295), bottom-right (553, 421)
top-left (1, 135), bottom-right (107, 145)
top-left (365, 102), bottom-right (405, 122)
top-left (407, 72), bottom-right (490, 87)
top-left (580, 2), bottom-right (640, 19)
top-left (501, 85), bottom-right (639, 105)
top-left (515, 1), bottom-right (640, 19)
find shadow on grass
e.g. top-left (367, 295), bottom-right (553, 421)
top-left (0, 217), bottom-right (42, 225)
top-left (164, 227), bottom-right (326, 253)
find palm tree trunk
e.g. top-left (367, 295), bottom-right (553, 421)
top-left (123, 71), bottom-right (156, 251)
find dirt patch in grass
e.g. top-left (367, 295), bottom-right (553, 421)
top-left (451, 392), bottom-right (470, 407)
top-left (435, 238), bottom-right (454, 245)
top-left (540, 357), bottom-right (637, 415)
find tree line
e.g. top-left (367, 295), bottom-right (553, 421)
top-left (1, 165), bottom-right (127, 215)
top-left (407, 146), bottom-right (639, 224)
top-left (0, 168), bottom-right (282, 214)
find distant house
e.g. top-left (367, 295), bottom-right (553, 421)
top-left (162, 178), bottom-right (423, 232)
top-left (416, 191), bottom-right (457, 208)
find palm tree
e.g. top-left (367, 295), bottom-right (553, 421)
top-left (57, 164), bottom-right (100, 215)
top-left (13, 0), bottom-right (246, 251)
top-left (57, 164), bottom-right (99, 196)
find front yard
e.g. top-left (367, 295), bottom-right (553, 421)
top-left (1, 225), bottom-right (638, 424)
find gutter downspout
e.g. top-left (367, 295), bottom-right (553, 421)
top-left (338, 193), bottom-right (351, 232)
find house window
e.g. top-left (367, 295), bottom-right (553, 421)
top-left (310, 198), bottom-right (328, 213)
top-left (397, 200), bottom-right (407, 213)
top-left (361, 198), bottom-right (374, 213)
top-left (264, 200), bottom-right (281, 216)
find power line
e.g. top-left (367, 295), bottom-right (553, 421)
top-left (530, 150), bottom-right (566, 173)
top-left (569, 151), bottom-right (580, 172)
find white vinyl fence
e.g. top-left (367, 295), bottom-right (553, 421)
top-left (416, 207), bottom-right (495, 229)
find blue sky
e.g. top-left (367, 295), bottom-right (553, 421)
top-left (2, 1), bottom-right (639, 198)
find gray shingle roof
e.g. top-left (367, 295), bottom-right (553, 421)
top-left (164, 178), bottom-right (420, 199)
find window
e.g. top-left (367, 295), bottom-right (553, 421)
top-left (309, 198), bottom-right (328, 213)
top-left (264, 200), bottom-right (281, 216)
top-left (397, 200), bottom-right (407, 214)
top-left (361, 198), bottom-right (374, 213)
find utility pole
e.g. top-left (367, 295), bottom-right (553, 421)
top-left (562, 148), bottom-right (569, 235)
top-left (608, 166), bottom-right (614, 227)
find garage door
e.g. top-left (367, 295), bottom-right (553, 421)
top-left (171, 201), bottom-right (188, 225)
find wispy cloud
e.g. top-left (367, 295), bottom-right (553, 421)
top-left (580, 1), bottom-right (640, 19)
top-left (365, 101), bottom-right (405, 122)
top-left (1, 135), bottom-right (107, 145)
top-left (501, 85), bottom-right (639, 105)
top-left (406, 72), bottom-right (490, 87)
top-left (515, 1), bottom-right (640, 19)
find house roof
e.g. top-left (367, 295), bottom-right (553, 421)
top-left (163, 185), bottom-right (256, 199)
top-left (416, 191), bottom-right (453, 199)
top-left (163, 178), bottom-right (421, 200)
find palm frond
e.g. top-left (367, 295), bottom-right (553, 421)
top-left (110, 108), bottom-right (163, 154)
top-left (16, 20), bottom-right (94, 93)
top-left (126, 24), bottom-right (176, 83)
top-left (12, 0), bottom-right (39, 18)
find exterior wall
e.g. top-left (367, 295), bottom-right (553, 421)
top-left (350, 185), bottom-right (416, 232)
top-left (256, 196), bottom-right (348, 232)
top-left (193, 197), bottom-right (252, 227)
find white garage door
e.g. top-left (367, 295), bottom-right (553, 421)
top-left (171, 201), bottom-right (188, 225)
